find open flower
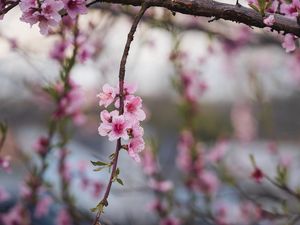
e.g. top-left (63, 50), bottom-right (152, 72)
top-left (128, 137), bottom-right (144, 162)
top-left (97, 84), bottom-right (116, 108)
top-left (62, 0), bottom-right (87, 19)
top-left (124, 96), bottom-right (146, 122)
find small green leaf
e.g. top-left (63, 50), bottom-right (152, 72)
top-left (109, 153), bottom-right (115, 160)
top-left (90, 207), bottom-right (98, 212)
top-left (91, 161), bottom-right (108, 166)
top-left (116, 178), bottom-right (124, 186)
top-left (249, 154), bottom-right (256, 167)
top-left (93, 167), bottom-right (104, 172)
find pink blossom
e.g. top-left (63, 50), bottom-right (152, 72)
top-left (267, 0), bottom-right (279, 13)
top-left (107, 115), bottom-right (130, 141)
top-left (123, 82), bottom-right (137, 96)
top-left (77, 42), bottom-right (95, 63)
top-left (98, 110), bottom-right (116, 136)
top-left (20, 0), bottom-right (63, 35)
top-left (0, 186), bottom-right (10, 202)
top-left (41, 0), bottom-right (64, 23)
top-left (263, 15), bottom-right (275, 26)
top-left (50, 39), bottom-right (69, 61)
top-left (149, 179), bottom-right (173, 192)
top-left (20, 183), bottom-right (32, 199)
top-left (108, 115), bottom-right (130, 140)
top-left (97, 84), bottom-right (116, 108)
top-left (282, 34), bottom-right (296, 53)
top-left (267, 141), bottom-right (278, 154)
top-left (160, 217), bottom-right (181, 225)
top-left (239, 201), bottom-right (261, 224)
top-left (251, 167), bottom-right (264, 183)
top-left (91, 181), bottom-right (103, 198)
top-left (231, 103), bottom-right (257, 142)
top-left (124, 96), bottom-right (146, 122)
top-left (34, 196), bottom-right (53, 218)
top-left (19, 0), bottom-right (38, 15)
top-left (0, 155), bottom-right (11, 173)
top-left (181, 70), bottom-right (207, 102)
top-left (34, 136), bottom-right (49, 155)
top-left (1, 204), bottom-right (23, 225)
top-left (280, 0), bottom-right (300, 18)
top-left (80, 177), bottom-right (89, 190)
top-left (206, 140), bottom-right (229, 163)
top-left (197, 170), bottom-right (219, 195)
top-left (141, 147), bottom-right (157, 175)
top-left (176, 130), bottom-right (194, 172)
top-left (54, 79), bottom-right (85, 125)
top-left (147, 199), bottom-right (167, 214)
top-left (130, 122), bottom-right (144, 138)
top-left (56, 208), bottom-right (72, 225)
top-left (62, 0), bottom-right (87, 19)
top-left (279, 154), bottom-right (292, 169)
top-left (128, 137), bottom-right (145, 162)
top-left (61, 15), bottom-right (75, 29)
top-left (214, 202), bottom-right (229, 225)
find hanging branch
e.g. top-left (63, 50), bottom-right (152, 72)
top-left (2, 0), bottom-right (300, 37)
top-left (92, 0), bottom-right (300, 37)
top-left (92, 3), bottom-right (149, 225)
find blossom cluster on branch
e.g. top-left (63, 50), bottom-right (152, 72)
top-left (97, 83), bottom-right (146, 162)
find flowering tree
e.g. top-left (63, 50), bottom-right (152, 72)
top-left (1, 0), bottom-right (300, 225)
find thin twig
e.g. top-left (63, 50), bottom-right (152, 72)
top-left (92, 3), bottom-right (149, 225)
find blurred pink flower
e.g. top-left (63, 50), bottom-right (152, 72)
top-left (0, 155), bottom-right (11, 173)
top-left (62, 0), bottom-right (87, 19)
top-left (231, 103), bottom-right (257, 142)
top-left (197, 170), bottom-right (219, 195)
top-left (0, 186), bottom-right (10, 202)
top-left (160, 217), bottom-right (181, 225)
top-left (263, 15), bottom-right (275, 26)
top-left (1, 204), bottom-right (23, 225)
top-left (206, 140), bottom-right (229, 163)
top-left (141, 147), bottom-right (157, 176)
top-left (149, 179), bottom-right (173, 192)
top-left (282, 34), bottom-right (296, 53)
top-left (56, 208), bottom-right (72, 225)
top-left (251, 167), bottom-right (264, 183)
top-left (34, 136), bottom-right (49, 155)
top-left (34, 196), bottom-right (53, 218)
top-left (128, 137), bottom-right (145, 162)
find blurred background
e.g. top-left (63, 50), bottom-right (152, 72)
top-left (1, 0), bottom-right (300, 224)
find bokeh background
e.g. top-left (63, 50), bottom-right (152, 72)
top-left (1, 0), bottom-right (300, 224)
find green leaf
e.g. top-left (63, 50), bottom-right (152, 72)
top-left (249, 154), bottom-right (256, 167)
top-left (116, 178), bottom-right (124, 186)
top-left (90, 207), bottom-right (98, 212)
top-left (109, 153), bottom-right (115, 160)
top-left (116, 168), bottom-right (120, 175)
top-left (249, 3), bottom-right (260, 13)
top-left (91, 161), bottom-right (108, 166)
top-left (93, 167), bottom-right (104, 172)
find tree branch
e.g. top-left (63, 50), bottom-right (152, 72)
top-left (92, 3), bottom-right (149, 225)
top-left (95, 0), bottom-right (300, 37)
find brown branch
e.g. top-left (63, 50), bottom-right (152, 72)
top-left (2, 0), bottom-right (300, 38)
top-left (265, 176), bottom-right (300, 201)
top-left (92, 3), bottom-right (148, 225)
top-left (0, 1), bottom-right (19, 16)
top-left (93, 0), bottom-right (300, 37)
top-left (91, 3), bottom-right (280, 46)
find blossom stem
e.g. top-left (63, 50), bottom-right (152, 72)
top-left (92, 3), bottom-right (149, 225)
